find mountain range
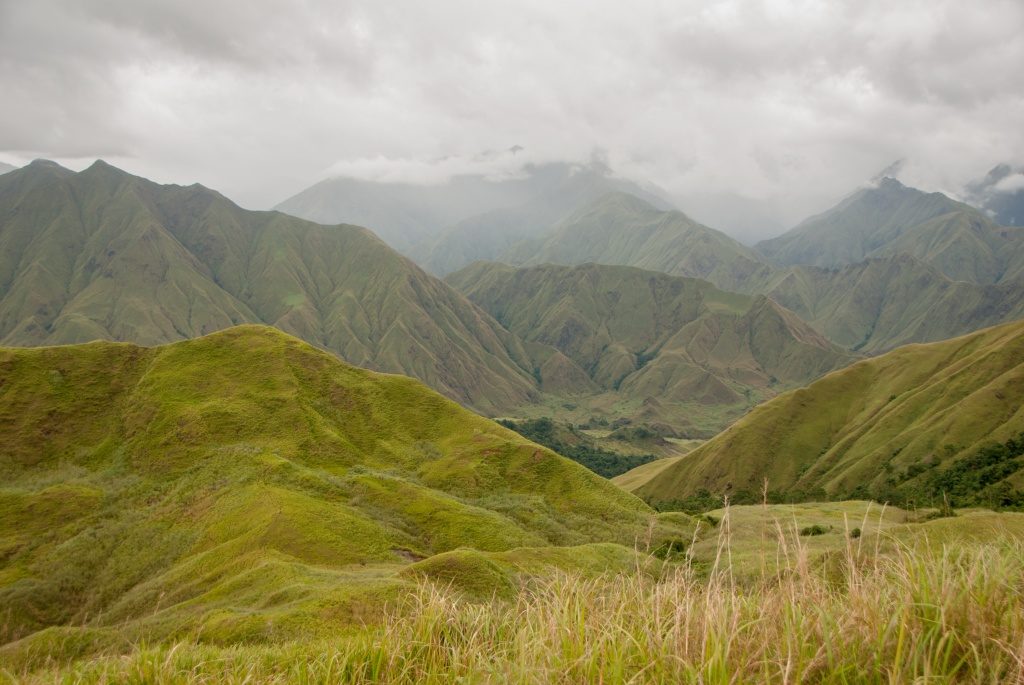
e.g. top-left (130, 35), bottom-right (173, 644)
top-left (0, 160), bottom-right (538, 414)
top-left (448, 261), bottom-right (857, 434)
top-left (275, 161), bottom-right (671, 273)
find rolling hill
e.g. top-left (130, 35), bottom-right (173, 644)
top-left (757, 177), bottom-right (1024, 284)
top-left (500, 192), bottom-right (769, 292)
top-left (448, 262), bottom-right (857, 434)
top-left (629, 319), bottom-right (1024, 506)
top-left (0, 159), bottom-right (539, 414)
top-left (0, 326), bottom-right (681, 652)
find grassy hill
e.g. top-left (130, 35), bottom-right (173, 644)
top-left (448, 262), bottom-right (857, 435)
top-left (0, 326), bottom-right (690, 659)
top-left (757, 177), bottom-right (1024, 284)
top-left (0, 160), bottom-right (539, 414)
top-left (630, 319), bottom-right (1024, 506)
top-left (500, 192), bottom-right (769, 292)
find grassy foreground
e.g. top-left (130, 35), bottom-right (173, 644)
top-left (8, 507), bottom-right (1024, 684)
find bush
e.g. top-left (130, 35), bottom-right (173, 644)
top-left (799, 524), bottom-right (830, 537)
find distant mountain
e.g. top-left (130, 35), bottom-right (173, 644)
top-left (275, 161), bottom-right (671, 261)
top-left (500, 192), bottom-right (769, 292)
top-left (0, 326), bottom-right (665, 644)
top-left (0, 161), bottom-right (15, 175)
top-left (414, 168), bottom-right (672, 276)
top-left (0, 160), bottom-right (538, 413)
top-left (963, 164), bottom-right (1024, 227)
top-left (755, 254), bottom-right (1024, 352)
top-left (630, 319), bottom-right (1024, 505)
top-left (758, 178), bottom-right (1024, 284)
top-left (448, 261), bottom-right (857, 435)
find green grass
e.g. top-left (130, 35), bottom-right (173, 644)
top-left (0, 326), bottom-right (690, 658)
top-left (634, 319), bottom-right (1024, 505)
top-left (8, 503), bottom-right (1024, 684)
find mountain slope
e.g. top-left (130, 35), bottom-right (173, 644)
top-left (631, 320), bottom-right (1024, 504)
top-left (758, 178), bottom-right (1024, 283)
top-left (0, 160), bottom-right (538, 413)
top-left (0, 326), bottom-right (668, 647)
top-left (500, 192), bottom-right (769, 292)
top-left (448, 262), bottom-right (856, 434)
top-left (756, 255), bottom-right (1024, 352)
top-left (0, 162), bottom-right (15, 175)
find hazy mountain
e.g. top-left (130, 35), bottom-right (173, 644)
top-left (414, 168), bottom-right (673, 276)
top-left (963, 163), bottom-right (1024, 227)
top-left (448, 261), bottom-right (857, 435)
top-left (0, 160), bottom-right (539, 413)
top-left (755, 254), bottom-right (1024, 352)
top-left (758, 178), bottom-right (1024, 284)
top-left (0, 162), bottom-right (15, 175)
top-left (0, 326), bottom-right (668, 644)
top-left (630, 319), bottom-right (1024, 504)
top-left (275, 161), bottom-right (671, 260)
top-left (501, 192), bottom-right (769, 293)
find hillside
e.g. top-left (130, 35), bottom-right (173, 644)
top-left (0, 160), bottom-right (539, 413)
top-left (0, 326), bottom-right (678, 651)
top-left (631, 319), bottom-right (1024, 505)
top-left (448, 262), bottom-right (857, 434)
top-left (500, 192), bottom-right (769, 292)
top-left (0, 161), bottom-right (15, 175)
top-left (757, 254), bottom-right (1024, 352)
top-left (758, 177), bottom-right (1024, 283)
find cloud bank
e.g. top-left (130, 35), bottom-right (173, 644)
top-left (1, 0), bottom-right (1022, 229)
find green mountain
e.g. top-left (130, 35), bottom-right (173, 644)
top-left (448, 261), bottom-right (857, 435)
top-left (500, 192), bottom-right (769, 292)
top-left (758, 178), bottom-right (1024, 284)
top-left (630, 319), bottom-right (1024, 506)
top-left (0, 326), bottom-right (680, 650)
top-left (755, 254), bottom-right (1024, 352)
top-left (0, 160), bottom-right (539, 414)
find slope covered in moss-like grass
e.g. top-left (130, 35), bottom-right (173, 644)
top-left (0, 325), bottom-right (689, 657)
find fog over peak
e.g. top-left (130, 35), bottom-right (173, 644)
top-left (2, 0), bottom-right (1022, 237)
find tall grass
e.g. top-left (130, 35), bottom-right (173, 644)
top-left (8, 512), bottom-right (1024, 684)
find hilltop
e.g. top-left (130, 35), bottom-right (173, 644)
top-left (0, 326), bottom-right (685, 655)
top-left (629, 319), bottom-right (1024, 505)
top-left (0, 160), bottom-right (538, 414)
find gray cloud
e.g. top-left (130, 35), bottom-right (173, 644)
top-left (1, 0), bottom-right (1022, 232)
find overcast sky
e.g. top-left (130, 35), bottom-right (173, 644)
top-left (1, 0), bottom-right (1022, 229)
